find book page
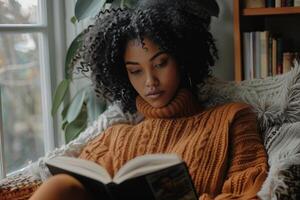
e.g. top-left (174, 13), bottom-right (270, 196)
top-left (46, 156), bottom-right (112, 184)
top-left (113, 154), bottom-right (181, 183)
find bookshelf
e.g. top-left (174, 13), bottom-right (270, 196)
top-left (233, 0), bottom-right (300, 81)
top-left (243, 7), bottom-right (300, 15)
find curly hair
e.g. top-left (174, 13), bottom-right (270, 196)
top-left (74, 0), bottom-right (219, 114)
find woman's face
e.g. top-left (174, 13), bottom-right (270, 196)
top-left (124, 37), bottom-right (181, 108)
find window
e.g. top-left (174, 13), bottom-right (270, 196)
top-left (0, 0), bottom-right (64, 178)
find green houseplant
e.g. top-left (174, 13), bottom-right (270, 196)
top-left (51, 0), bottom-right (139, 143)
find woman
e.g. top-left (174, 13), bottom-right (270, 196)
top-left (30, 0), bottom-right (268, 199)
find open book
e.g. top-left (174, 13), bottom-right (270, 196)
top-left (45, 154), bottom-right (198, 200)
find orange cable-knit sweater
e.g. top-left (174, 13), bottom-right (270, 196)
top-left (79, 89), bottom-right (268, 200)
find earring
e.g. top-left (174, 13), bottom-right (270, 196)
top-left (188, 74), bottom-right (193, 88)
top-left (180, 65), bottom-right (193, 88)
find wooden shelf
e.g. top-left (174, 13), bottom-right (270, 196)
top-left (243, 7), bottom-right (300, 16)
top-left (234, 0), bottom-right (300, 81)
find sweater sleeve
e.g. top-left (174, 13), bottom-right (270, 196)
top-left (199, 106), bottom-right (268, 200)
top-left (78, 127), bottom-right (114, 177)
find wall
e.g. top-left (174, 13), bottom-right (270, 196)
top-left (211, 0), bottom-right (234, 81)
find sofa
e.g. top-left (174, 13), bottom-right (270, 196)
top-left (1, 62), bottom-right (300, 200)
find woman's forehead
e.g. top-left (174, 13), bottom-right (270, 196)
top-left (124, 37), bottom-right (164, 61)
top-left (126, 38), bottom-right (159, 52)
top-left (126, 39), bottom-right (144, 47)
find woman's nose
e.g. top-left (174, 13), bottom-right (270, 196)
top-left (145, 72), bottom-right (159, 88)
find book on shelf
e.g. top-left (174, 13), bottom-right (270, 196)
top-left (243, 32), bottom-right (252, 80)
top-left (283, 52), bottom-right (293, 73)
top-left (283, 52), bottom-right (300, 73)
top-left (272, 37), bottom-right (277, 75)
top-left (281, 0), bottom-right (294, 7)
top-left (243, 0), bottom-right (300, 8)
top-left (45, 154), bottom-right (198, 200)
top-left (276, 37), bottom-right (284, 74)
top-left (268, 33), bottom-right (273, 76)
top-left (286, 0), bottom-right (294, 6)
top-left (242, 30), bottom-right (298, 79)
top-left (254, 32), bottom-right (262, 78)
top-left (244, 0), bottom-right (265, 8)
top-left (276, 0), bottom-right (281, 7)
top-left (270, 36), bottom-right (284, 75)
top-left (260, 31), bottom-right (269, 78)
top-left (266, 0), bottom-right (275, 7)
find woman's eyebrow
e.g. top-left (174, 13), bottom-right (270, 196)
top-left (125, 61), bottom-right (139, 65)
top-left (150, 51), bottom-right (166, 61)
top-left (125, 51), bottom-right (167, 66)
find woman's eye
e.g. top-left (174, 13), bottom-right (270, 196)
top-left (155, 59), bottom-right (168, 68)
top-left (129, 70), bottom-right (141, 74)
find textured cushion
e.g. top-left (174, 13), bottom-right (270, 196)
top-left (258, 122), bottom-right (300, 200)
top-left (198, 62), bottom-right (300, 200)
top-left (199, 62), bottom-right (300, 130)
top-left (0, 172), bottom-right (42, 200)
top-left (274, 164), bottom-right (300, 200)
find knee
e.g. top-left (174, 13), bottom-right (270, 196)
top-left (31, 174), bottom-right (89, 200)
top-left (45, 174), bottom-right (85, 193)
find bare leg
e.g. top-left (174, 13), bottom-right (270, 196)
top-left (29, 174), bottom-right (90, 200)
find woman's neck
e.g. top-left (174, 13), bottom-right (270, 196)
top-left (136, 88), bottom-right (202, 118)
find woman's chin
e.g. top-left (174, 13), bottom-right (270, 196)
top-left (147, 100), bottom-right (169, 108)
top-left (142, 91), bottom-right (174, 108)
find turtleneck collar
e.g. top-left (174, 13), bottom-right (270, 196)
top-left (136, 88), bottom-right (202, 119)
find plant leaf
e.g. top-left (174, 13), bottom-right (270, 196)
top-left (70, 16), bottom-right (77, 24)
top-left (61, 101), bottom-right (71, 121)
top-left (66, 89), bottom-right (86, 123)
top-left (75, 0), bottom-right (107, 21)
top-left (124, 0), bottom-right (139, 9)
top-left (64, 111), bottom-right (87, 143)
top-left (62, 119), bottom-right (69, 130)
top-left (111, 0), bottom-right (121, 8)
top-left (111, 0), bottom-right (138, 9)
top-left (65, 32), bottom-right (84, 79)
top-left (87, 90), bottom-right (107, 122)
top-left (51, 79), bottom-right (71, 116)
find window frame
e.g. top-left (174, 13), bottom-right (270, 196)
top-left (0, 0), bottom-right (66, 178)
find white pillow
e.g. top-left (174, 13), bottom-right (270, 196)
top-left (198, 62), bottom-right (300, 200)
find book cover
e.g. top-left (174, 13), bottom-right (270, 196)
top-left (46, 154), bottom-right (198, 200)
top-left (281, 0), bottom-right (287, 6)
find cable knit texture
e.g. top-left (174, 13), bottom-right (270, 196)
top-left (79, 89), bottom-right (268, 199)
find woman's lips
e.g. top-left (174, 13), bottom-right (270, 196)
top-left (146, 91), bottom-right (164, 99)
